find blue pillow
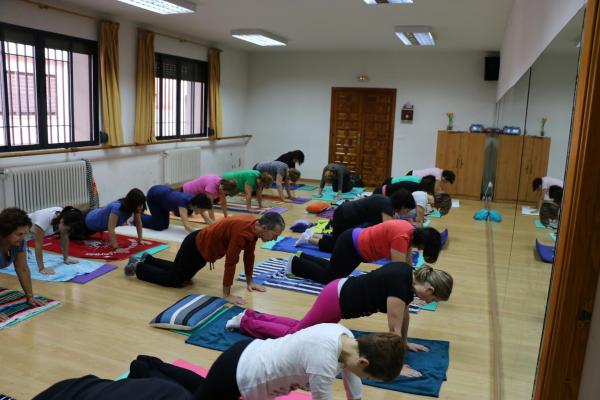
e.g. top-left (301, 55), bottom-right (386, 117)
top-left (489, 210), bottom-right (502, 222)
top-left (290, 219), bottom-right (315, 233)
top-left (474, 209), bottom-right (489, 221)
top-left (149, 294), bottom-right (227, 330)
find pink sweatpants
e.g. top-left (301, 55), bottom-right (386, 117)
top-left (239, 279), bottom-right (343, 339)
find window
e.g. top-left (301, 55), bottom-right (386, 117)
top-left (0, 23), bottom-right (99, 152)
top-left (155, 53), bottom-right (208, 139)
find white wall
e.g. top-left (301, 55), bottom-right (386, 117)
top-left (526, 52), bottom-right (579, 179)
top-left (244, 51), bottom-right (497, 180)
top-left (0, 0), bottom-right (249, 207)
top-left (497, 0), bottom-right (584, 100)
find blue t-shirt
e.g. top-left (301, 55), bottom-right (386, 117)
top-left (85, 200), bottom-right (132, 232)
top-left (0, 239), bottom-right (26, 269)
top-left (148, 185), bottom-right (192, 212)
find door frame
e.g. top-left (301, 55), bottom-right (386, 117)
top-left (534, 1), bottom-right (600, 398)
top-left (329, 87), bottom-right (396, 183)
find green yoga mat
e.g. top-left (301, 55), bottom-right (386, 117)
top-left (534, 219), bottom-right (556, 230)
top-left (261, 236), bottom-right (286, 250)
top-left (428, 210), bottom-right (442, 218)
top-left (134, 244), bottom-right (170, 258)
top-left (297, 185), bottom-right (318, 191)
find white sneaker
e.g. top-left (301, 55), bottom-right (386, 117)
top-left (225, 310), bottom-right (246, 331)
top-left (295, 229), bottom-right (314, 246)
top-left (284, 255), bottom-right (295, 276)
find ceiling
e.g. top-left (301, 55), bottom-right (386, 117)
top-left (53, 0), bottom-right (514, 52)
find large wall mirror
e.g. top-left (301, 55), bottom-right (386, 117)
top-left (492, 7), bottom-right (585, 399)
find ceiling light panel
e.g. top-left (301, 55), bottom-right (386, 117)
top-left (394, 26), bottom-right (436, 46)
top-left (364, 0), bottom-right (414, 4)
top-left (117, 0), bottom-right (196, 15)
top-left (231, 30), bottom-right (287, 47)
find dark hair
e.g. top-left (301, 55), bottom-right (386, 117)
top-left (434, 193), bottom-right (452, 216)
top-left (119, 188), bottom-right (146, 213)
top-left (292, 150), bottom-right (305, 165)
top-left (189, 193), bottom-right (213, 210)
top-left (219, 178), bottom-right (238, 193)
top-left (0, 207), bottom-right (32, 237)
top-left (390, 189), bottom-right (416, 211)
top-left (532, 177), bottom-right (543, 191)
top-left (356, 333), bottom-right (405, 382)
top-left (419, 176), bottom-right (436, 195)
top-left (549, 185), bottom-right (563, 205)
top-left (540, 201), bottom-right (560, 227)
top-left (51, 206), bottom-right (86, 240)
top-left (258, 172), bottom-right (274, 189)
top-left (442, 170), bottom-right (455, 184)
top-left (413, 227), bottom-right (441, 263)
top-left (258, 212), bottom-right (285, 230)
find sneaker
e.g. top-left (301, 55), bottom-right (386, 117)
top-left (225, 310), bottom-right (246, 331)
top-left (124, 259), bottom-right (139, 276)
top-left (284, 255), bottom-right (295, 276)
top-left (295, 229), bottom-right (314, 247)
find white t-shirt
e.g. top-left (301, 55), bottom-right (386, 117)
top-left (28, 207), bottom-right (62, 236)
top-left (412, 191), bottom-right (429, 209)
top-left (412, 167), bottom-right (443, 181)
top-left (542, 176), bottom-right (563, 190)
top-left (236, 323), bottom-right (362, 400)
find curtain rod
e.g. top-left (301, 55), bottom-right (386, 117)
top-left (18, 0), bottom-right (213, 48)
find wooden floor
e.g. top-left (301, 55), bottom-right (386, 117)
top-left (0, 191), bottom-right (551, 399)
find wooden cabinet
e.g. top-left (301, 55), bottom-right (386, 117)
top-left (495, 135), bottom-right (550, 203)
top-left (435, 131), bottom-right (486, 199)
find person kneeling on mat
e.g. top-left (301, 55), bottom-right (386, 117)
top-left (34, 324), bottom-right (404, 400)
top-left (125, 213), bottom-right (285, 304)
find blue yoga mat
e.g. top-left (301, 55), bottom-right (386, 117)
top-left (263, 236), bottom-right (424, 267)
top-left (186, 306), bottom-right (449, 397)
top-left (0, 250), bottom-right (105, 282)
top-left (536, 239), bottom-right (555, 263)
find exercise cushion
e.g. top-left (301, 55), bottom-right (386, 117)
top-left (290, 219), bottom-right (315, 233)
top-left (149, 294), bottom-right (227, 331)
top-left (489, 210), bottom-right (502, 222)
top-left (536, 239), bottom-right (555, 263)
top-left (306, 201), bottom-right (330, 214)
top-left (474, 209), bottom-right (489, 221)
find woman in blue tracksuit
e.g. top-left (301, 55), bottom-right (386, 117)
top-left (142, 185), bottom-right (213, 232)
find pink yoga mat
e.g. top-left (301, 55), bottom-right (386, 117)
top-left (172, 359), bottom-right (311, 399)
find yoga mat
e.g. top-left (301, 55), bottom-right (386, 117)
top-left (534, 219), bottom-right (556, 230)
top-left (428, 210), bottom-right (442, 219)
top-left (0, 288), bottom-right (60, 330)
top-left (522, 206), bottom-right (539, 216)
top-left (260, 237), bottom-right (425, 268)
top-left (238, 258), bottom-right (428, 313)
top-left (316, 208), bottom-right (335, 219)
top-left (297, 185), bottom-right (318, 191)
top-left (261, 194), bottom-right (311, 204)
top-left (135, 244), bottom-right (170, 258)
top-left (270, 183), bottom-right (304, 190)
top-left (172, 359), bottom-right (311, 400)
top-left (550, 232), bottom-right (557, 241)
top-left (169, 211), bottom-right (225, 224)
top-left (186, 306), bottom-right (449, 397)
top-left (536, 240), bottom-right (555, 263)
top-left (70, 264), bottom-right (118, 284)
top-left (440, 229), bottom-right (449, 248)
top-left (116, 225), bottom-right (190, 243)
top-left (0, 251), bottom-right (105, 282)
top-left (28, 233), bottom-right (166, 261)
top-left (215, 204), bottom-right (288, 215)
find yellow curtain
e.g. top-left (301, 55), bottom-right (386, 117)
top-left (99, 20), bottom-right (124, 146)
top-left (208, 48), bottom-right (223, 139)
top-left (134, 29), bottom-right (156, 144)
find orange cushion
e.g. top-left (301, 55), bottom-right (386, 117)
top-left (306, 201), bottom-right (330, 214)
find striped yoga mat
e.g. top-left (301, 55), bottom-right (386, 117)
top-left (0, 288), bottom-right (60, 329)
top-left (238, 258), bottom-right (427, 313)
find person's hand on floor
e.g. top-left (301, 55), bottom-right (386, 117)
top-left (400, 364), bottom-right (422, 378)
top-left (0, 313), bottom-right (8, 322)
top-left (63, 258), bottom-right (79, 265)
top-left (247, 283), bottom-right (267, 293)
top-left (39, 267), bottom-right (55, 275)
top-left (114, 247), bottom-right (129, 254)
top-left (407, 342), bottom-right (429, 352)
top-left (136, 240), bottom-right (152, 246)
top-left (224, 295), bottom-right (246, 305)
top-left (26, 296), bottom-right (46, 307)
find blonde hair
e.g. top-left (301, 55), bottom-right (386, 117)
top-left (414, 265), bottom-right (453, 301)
top-left (258, 172), bottom-right (274, 188)
top-left (288, 168), bottom-right (301, 183)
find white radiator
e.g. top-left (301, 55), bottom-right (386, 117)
top-left (163, 147), bottom-right (202, 185)
top-left (1, 161), bottom-right (88, 212)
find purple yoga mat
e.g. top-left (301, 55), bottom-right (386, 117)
top-left (262, 207), bottom-right (288, 214)
top-left (316, 207), bottom-right (335, 219)
top-left (70, 264), bottom-right (118, 284)
top-left (291, 197), bottom-right (310, 204)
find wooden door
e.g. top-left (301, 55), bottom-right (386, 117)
top-left (517, 136), bottom-right (551, 203)
top-left (458, 133), bottom-right (486, 198)
top-left (495, 135), bottom-right (524, 202)
top-left (435, 131), bottom-right (462, 195)
top-left (329, 88), bottom-right (396, 186)
top-left (360, 90), bottom-right (396, 186)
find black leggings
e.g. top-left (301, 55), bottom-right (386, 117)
top-left (293, 229), bottom-right (363, 284)
top-left (193, 339), bottom-right (254, 399)
top-left (317, 208), bottom-right (355, 253)
top-left (136, 230), bottom-right (206, 287)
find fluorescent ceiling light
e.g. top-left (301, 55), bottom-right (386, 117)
top-left (394, 26), bottom-right (436, 46)
top-left (364, 0), bottom-right (414, 4)
top-left (231, 29), bottom-right (287, 47)
top-left (117, 0), bottom-right (196, 15)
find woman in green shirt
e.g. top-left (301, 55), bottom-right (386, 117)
top-left (221, 170), bottom-right (274, 211)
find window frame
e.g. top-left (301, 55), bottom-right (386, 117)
top-left (155, 52), bottom-right (208, 140)
top-left (0, 22), bottom-right (99, 153)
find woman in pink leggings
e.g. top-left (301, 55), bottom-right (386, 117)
top-left (226, 262), bottom-right (453, 377)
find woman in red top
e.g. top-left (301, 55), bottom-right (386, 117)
top-left (288, 219), bottom-right (441, 284)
